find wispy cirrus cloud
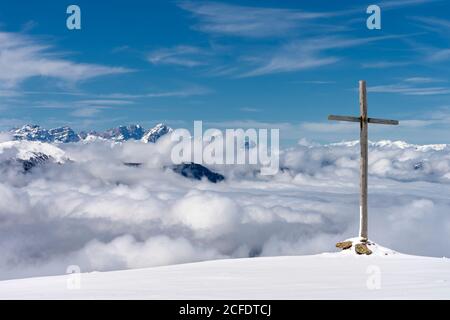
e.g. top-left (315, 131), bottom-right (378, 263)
top-left (240, 35), bottom-right (407, 77)
top-left (148, 45), bottom-right (211, 67)
top-left (299, 80), bottom-right (336, 85)
top-left (240, 50), bottom-right (337, 78)
top-left (428, 48), bottom-right (450, 62)
top-left (76, 99), bottom-right (135, 106)
top-left (410, 16), bottom-right (450, 33)
top-left (361, 61), bottom-right (411, 69)
top-left (70, 99), bottom-right (132, 118)
top-left (144, 86), bottom-right (212, 98)
top-left (403, 77), bottom-right (444, 83)
top-left (239, 107), bottom-right (261, 113)
top-left (90, 85), bottom-right (213, 99)
top-left (408, 16), bottom-right (450, 62)
top-left (405, 40), bottom-right (450, 63)
top-left (379, 0), bottom-right (443, 9)
top-left (70, 107), bottom-right (105, 118)
top-left (21, 85), bottom-right (212, 120)
top-left (0, 31), bottom-right (132, 88)
top-left (20, 20), bottom-right (39, 33)
top-left (31, 86), bottom-right (213, 102)
top-left (177, 0), bottom-right (341, 38)
top-left (28, 99), bottom-right (122, 119)
top-left (0, 90), bottom-right (21, 97)
top-left (369, 81), bottom-right (450, 95)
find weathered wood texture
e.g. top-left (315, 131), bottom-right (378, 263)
top-left (368, 118), bottom-right (399, 125)
top-left (359, 80), bottom-right (368, 240)
top-left (328, 115), bottom-right (360, 122)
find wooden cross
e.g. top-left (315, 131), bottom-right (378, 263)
top-left (328, 80), bottom-right (399, 240)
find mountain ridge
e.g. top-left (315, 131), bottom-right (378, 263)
top-left (10, 123), bottom-right (172, 144)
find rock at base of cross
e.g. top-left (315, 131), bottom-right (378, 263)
top-left (336, 241), bottom-right (353, 250)
top-left (355, 243), bottom-right (372, 255)
top-left (336, 239), bottom-right (373, 255)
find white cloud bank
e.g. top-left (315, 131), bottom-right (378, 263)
top-left (0, 137), bottom-right (450, 280)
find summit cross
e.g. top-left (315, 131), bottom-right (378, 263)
top-left (328, 80), bottom-right (399, 240)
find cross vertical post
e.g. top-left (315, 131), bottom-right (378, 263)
top-left (328, 80), bottom-right (399, 246)
top-left (359, 80), bottom-right (368, 240)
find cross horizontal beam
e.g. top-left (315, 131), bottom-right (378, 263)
top-left (328, 115), bottom-right (359, 122)
top-left (367, 118), bottom-right (399, 125)
top-left (328, 115), bottom-right (399, 125)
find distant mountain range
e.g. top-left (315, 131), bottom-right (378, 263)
top-left (9, 123), bottom-right (173, 144)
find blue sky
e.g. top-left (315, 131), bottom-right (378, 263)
top-left (0, 0), bottom-right (450, 144)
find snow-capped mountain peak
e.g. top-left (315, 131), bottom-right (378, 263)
top-left (0, 140), bottom-right (67, 163)
top-left (101, 124), bottom-right (145, 141)
top-left (11, 125), bottom-right (80, 143)
top-left (48, 126), bottom-right (80, 143)
top-left (141, 123), bottom-right (173, 143)
top-left (11, 124), bottom-right (51, 142)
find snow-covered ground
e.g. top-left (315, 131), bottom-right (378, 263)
top-left (1, 246), bottom-right (449, 299)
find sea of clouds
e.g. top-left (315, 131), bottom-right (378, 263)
top-left (1, 134), bottom-right (450, 280)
